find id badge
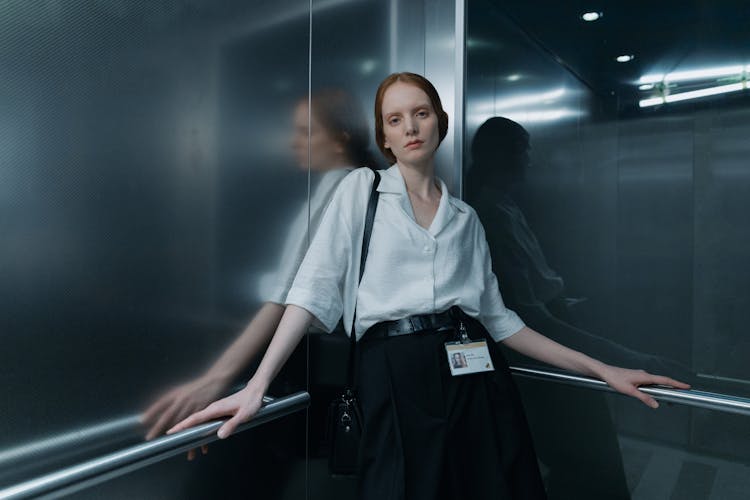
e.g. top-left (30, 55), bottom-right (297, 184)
top-left (445, 321), bottom-right (495, 376)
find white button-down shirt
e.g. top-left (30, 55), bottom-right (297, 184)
top-left (285, 164), bottom-right (525, 342)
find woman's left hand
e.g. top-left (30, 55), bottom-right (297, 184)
top-left (598, 365), bottom-right (691, 408)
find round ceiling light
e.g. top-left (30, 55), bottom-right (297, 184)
top-left (616, 54), bottom-right (635, 63)
top-left (582, 12), bottom-right (603, 22)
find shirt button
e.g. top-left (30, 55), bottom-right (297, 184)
top-left (423, 245), bottom-right (433, 253)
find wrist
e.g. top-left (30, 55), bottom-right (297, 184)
top-left (587, 359), bottom-right (610, 380)
top-left (246, 372), bottom-right (272, 393)
top-left (203, 366), bottom-right (235, 386)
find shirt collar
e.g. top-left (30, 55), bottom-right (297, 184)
top-left (375, 164), bottom-right (407, 194)
top-left (376, 164), bottom-right (464, 235)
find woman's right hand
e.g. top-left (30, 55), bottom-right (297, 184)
top-left (166, 380), bottom-right (267, 440)
top-left (142, 375), bottom-right (229, 441)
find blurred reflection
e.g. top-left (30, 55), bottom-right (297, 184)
top-left (142, 88), bottom-right (375, 448)
top-left (465, 117), bottom-right (695, 499)
top-left (466, 117), bottom-right (694, 380)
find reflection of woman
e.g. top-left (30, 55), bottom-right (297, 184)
top-left (465, 117), bottom-right (694, 378)
top-left (142, 89), bottom-right (376, 448)
top-left (465, 117), bottom-right (694, 499)
top-left (169, 73), bottom-right (689, 499)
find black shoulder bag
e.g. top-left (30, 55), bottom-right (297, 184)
top-left (326, 170), bottom-right (380, 478)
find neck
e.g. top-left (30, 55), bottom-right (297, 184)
top-left (397, 161), bottom-right (439, 199)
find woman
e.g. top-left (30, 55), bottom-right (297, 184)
top-left (168, 73), bottom-right (689, 499)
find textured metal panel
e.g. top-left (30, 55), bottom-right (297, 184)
top-left (0, 0), bottom-right (312, 497)
top-left (465, 1), bottom-right (750, 498)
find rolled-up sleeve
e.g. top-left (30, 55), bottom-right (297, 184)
top-left (284, 174), bottom-right (357, 332)
top-left (476, 222), bottom-right (526, 341)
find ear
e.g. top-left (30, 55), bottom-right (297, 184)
top-left (383, 138), bottom-right (390, 149)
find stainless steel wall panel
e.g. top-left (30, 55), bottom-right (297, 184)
top-left (465, 0), bottom-right (750, 497)
top-left (425, 0), bottom-right (463, 192)
top-left (0, 0), bottom-right (312, 496)
top-left (4, 0), bottom-right (464, 498)
top-left (693, 108), bottom-right (750, 386)
top-left (615, 116), bottom-right (694, 364)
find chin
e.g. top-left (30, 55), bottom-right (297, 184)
top-left (402, 150), bottom-right (433, 163)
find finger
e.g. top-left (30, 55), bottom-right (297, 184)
top-left (167, 410), bottom-right (210, 435)
top-left (217, 411), bottom-right (249, 439)
top-left (651, 376), bottom-right (691, 389)
top-left (167, 402), bottom-right (231, 434)
top-left (201, 445), bottom-right (209, 455)
top-left (146, 402), bottom-right (184, 440)
top-left (631, 387), bottom-right (659, 409)
top-left (150, 398), bottom-right (198, 440)
top-left (187, 448), bottom-right (196, 461)
top-left (142, 395), bottom-right (175, 425)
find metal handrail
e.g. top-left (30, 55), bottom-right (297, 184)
top-left (3, 369), bottom-right (750, 499)
top-left (0, 392), bottom-right (309, 500)
top-left (510, 366), bottom-right (750, 417)
top-left (0, 393), bottom-right (271, 472)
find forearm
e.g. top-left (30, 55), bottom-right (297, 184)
top-left (501, 326), bottom-right (608, 379)
top-left (204, 302), bottom-right (286, 384)
top-left (250, 304), bottom-right (316, 391)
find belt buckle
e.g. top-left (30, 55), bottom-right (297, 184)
top-left (408, 316), bottom-right (418, 333)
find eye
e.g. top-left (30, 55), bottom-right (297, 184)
top-left (416, 110), bottom-right (429, 118)
top-left (388, 116), bottom-right (400, 126)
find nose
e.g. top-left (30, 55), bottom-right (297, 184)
top-left (404, 116), bottom-right (418, 135)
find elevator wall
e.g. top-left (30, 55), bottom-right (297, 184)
top-left (0, 1), bottom-right (461, 498)
top-left (465, 1), bottom-right (750, 498)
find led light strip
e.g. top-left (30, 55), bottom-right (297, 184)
top-left (639, 81), bottom-right (747, 108)
top-left (640, 64), bottom-right (748, 84)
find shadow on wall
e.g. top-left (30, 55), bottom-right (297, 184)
top-left (465, 116), bottom-right (696, 500)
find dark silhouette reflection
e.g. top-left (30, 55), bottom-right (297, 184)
top-left (465, 117), bottom-right (695, 499)
top-left (141, 89), bottom-right (375, 498)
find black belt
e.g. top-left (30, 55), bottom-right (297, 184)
top-left (363, 307), bottom-right (463, 340)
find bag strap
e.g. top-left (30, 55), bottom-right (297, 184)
top-left (346, 169), bottom-right (380, 390)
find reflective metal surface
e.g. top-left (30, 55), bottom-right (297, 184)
top-left (511, 367), bottom-right (750, 417)
top-left (9, 0), bottom-right (747, 498)
top-left (2, 0), bottom-right (453, 498)
top-left (0, 393), bottom-right (309, 500)
top-left (465, 1), bottom-right (750, 498)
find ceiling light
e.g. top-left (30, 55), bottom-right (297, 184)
top-left (581, 12), bottom-right (602, 22)
top-left (638, 97), bottom-right (665, 108)
top-left (616, 54), bottom-right (635, 63)
top-left (506, 74), bottom-right (521, 82)
top-left (640, 64), bottom-right (746, 84)
top-left (665, 82), bottom-right (745, 103)
top-left (639, 81), bottom-right (747, 107)
top-left (639, 83), bottom-right (655, 90)
top-left (665, 65), bottom-right (744, 82)
top-left (639, 97), bottom-right (665, 107)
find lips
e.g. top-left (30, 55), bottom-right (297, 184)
top-left (405, 140), bottom-right (423, 148)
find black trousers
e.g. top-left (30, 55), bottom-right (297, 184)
top-left (356, 317), bottom-right (547, 500)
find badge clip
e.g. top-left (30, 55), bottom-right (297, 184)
top-left (458, 320), bottom-right (471, 344)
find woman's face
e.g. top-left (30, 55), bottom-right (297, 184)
top-left (291, 101), bottom-right (345, 171)
top-left (380, 82), bottom-right (440, 168)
